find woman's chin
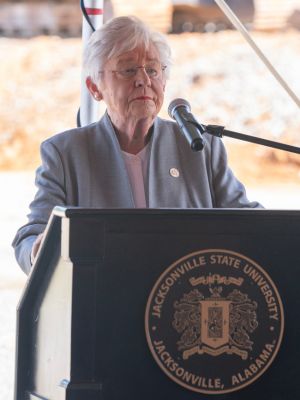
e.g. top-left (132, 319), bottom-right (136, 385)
top-left (130, 103), bottom-right (156, 119)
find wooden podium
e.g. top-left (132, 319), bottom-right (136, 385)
top-left (15, 208), bottom-right (300, 400)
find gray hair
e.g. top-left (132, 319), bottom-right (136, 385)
top-left (83, 16), bottom-right (172, 83)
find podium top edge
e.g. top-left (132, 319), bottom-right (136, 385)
top-left (53, 206), bottom-right (300, 218)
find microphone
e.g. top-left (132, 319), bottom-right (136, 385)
top-left (168, 98), bottom-right (205, 151)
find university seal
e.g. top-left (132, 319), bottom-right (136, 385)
top-left (145, 249), bottom-right (284, 394)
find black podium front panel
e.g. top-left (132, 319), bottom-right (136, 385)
top-left (15, 209), bottom-right (300, 400)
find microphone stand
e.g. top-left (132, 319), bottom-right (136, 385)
top-left (200, 124), bottom-right (300, 155)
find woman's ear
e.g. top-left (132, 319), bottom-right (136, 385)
top-left (86, 77), bottom-right (102, 101)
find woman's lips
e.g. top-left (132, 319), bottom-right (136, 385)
top-left (133, 96), bottom-right (153, 101)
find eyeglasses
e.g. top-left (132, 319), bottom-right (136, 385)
top-left (101, 61), bottom-right (167, 80)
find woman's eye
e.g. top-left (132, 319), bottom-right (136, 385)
top-left (124, 68), bottom-right (136, 75)
top-left (147, 68), bottom-right (157, 76)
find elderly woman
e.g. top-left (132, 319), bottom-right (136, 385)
top-left (13, 16), bottom-right (261, 274)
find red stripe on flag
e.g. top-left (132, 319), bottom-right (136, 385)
top-left (86, 8), bottom-right (103, 15)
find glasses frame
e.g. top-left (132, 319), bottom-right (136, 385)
top-left (99, 63), bottom-right (167, 80)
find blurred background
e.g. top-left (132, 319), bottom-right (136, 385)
top-left (1, 1), bottom-right (300, 398)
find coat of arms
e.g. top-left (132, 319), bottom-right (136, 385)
top-left (173, 285), bottom-right (258, 360)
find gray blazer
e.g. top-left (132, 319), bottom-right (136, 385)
top-left (12, 113), bottom-right (261, 274)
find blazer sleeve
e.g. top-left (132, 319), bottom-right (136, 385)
top-left (210, 136), bottom-right (262, 208)
top-left (12, 140), bottom-right (67, 274)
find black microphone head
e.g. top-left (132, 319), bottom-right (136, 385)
top-left (168, 98), bottom-right (191, 119)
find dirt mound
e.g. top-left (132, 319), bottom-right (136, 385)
top-left (1, 31), bottom-right (300, 186)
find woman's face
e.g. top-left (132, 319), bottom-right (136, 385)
top-left (93, 44), bottom-right (166, 126)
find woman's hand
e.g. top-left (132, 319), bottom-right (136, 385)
top-left (30, 233), bottom-right (44, 264)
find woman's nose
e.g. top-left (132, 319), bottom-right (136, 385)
top-left (135, 67), bottom-right (151, 87)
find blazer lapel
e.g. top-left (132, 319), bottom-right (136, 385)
top-left (90, 113), bottom-right (135, 208)
top-left (148, 117), bottom-right (188, 208)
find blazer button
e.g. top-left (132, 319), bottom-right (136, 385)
top-left (170, 168), bottom-right (180, 178)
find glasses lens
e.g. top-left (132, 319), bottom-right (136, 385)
top-left (120, 67), bottom-right (137, 78)
top-left (117, 62), bottom-right (165, 79)
top-left (145, 64), bottom-right (159, 78)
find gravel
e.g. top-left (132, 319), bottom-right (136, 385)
top-left (1, 31), bottom-right (300, 171)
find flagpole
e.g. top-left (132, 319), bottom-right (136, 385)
top-left (79, 0), bottom-right (104, 127)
